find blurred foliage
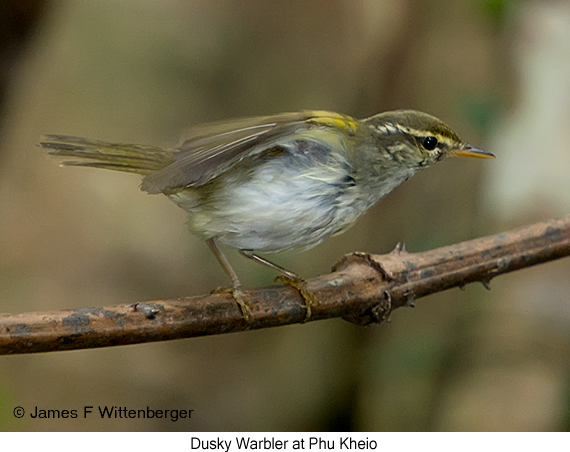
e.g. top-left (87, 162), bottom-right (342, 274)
top-left (479, 0), bottom-right (515, 24)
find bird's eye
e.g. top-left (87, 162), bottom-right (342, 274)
top-left (422, 136), bottom-right (438, 151)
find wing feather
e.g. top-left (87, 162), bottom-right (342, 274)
top-left (141, 111), bottom-right (358, 194)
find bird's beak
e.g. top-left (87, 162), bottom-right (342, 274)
top-left (451, 144), bottom-right (495, 159)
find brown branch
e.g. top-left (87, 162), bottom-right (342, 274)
top-left (1, 216), bottom-right (570, 355)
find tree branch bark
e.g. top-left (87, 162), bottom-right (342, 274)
top-left (1, 216), bottom-right (569, 355)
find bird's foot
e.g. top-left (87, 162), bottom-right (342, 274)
top-left (210, 286), bottom-right (252, 320)
top-left (275, 275), bottom-right (319, 321)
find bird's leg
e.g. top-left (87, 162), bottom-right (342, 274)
top-left (239, 250), bottom-right (318, 321)
top-left (206, 238), bottom-right (251, 320)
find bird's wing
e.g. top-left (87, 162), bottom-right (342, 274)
top-left (140, 110), bottom-right (358, 194)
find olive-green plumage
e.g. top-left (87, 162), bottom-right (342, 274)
top-left (40, 109), bottom-right (494, 318)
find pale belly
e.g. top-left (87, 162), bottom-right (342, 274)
top-left (168, 153), bottom-right (362, 252)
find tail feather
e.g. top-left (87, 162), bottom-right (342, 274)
top-left (39, 135), bottom-right (174, 175)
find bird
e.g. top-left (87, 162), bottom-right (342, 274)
top-left (39, 109), bottom-right (494, 320)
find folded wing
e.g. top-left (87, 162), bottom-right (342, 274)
top-left (140, 110), bottom-right (358, 194)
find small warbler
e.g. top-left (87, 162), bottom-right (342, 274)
top-left (40, 110), bottom-right (494, 319)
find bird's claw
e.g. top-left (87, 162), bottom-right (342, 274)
top-left (211, 286), bottom-right (252, 320)
top-left (275, 275), bottom-right (319, 321)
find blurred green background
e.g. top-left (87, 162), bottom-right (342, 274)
top-left (0, 0), bottom-right (569, 431)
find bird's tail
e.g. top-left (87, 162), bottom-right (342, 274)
top-left (39, 135), bottom-right (175, 175)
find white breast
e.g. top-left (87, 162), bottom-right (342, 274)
top-left (169, 146), bottom-right (360, 252)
